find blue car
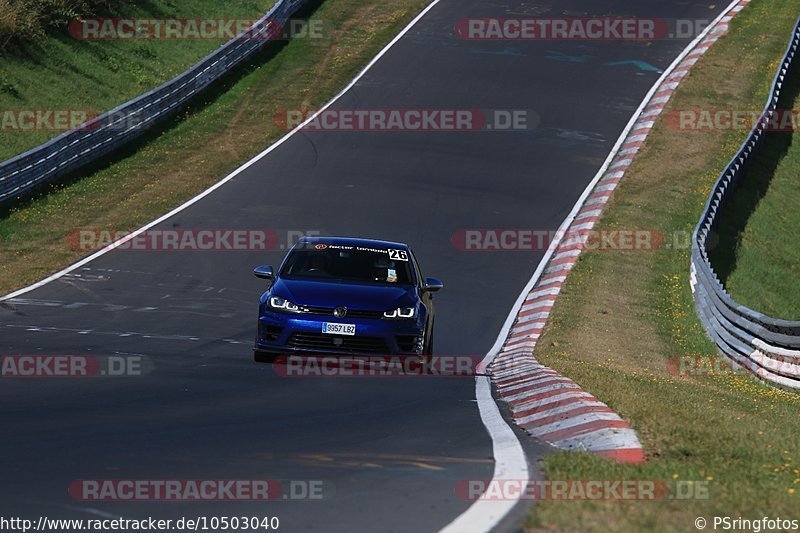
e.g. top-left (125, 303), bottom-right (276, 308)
top-left (253, 237), bottom-right (443, 361)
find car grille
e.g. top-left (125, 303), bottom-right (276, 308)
top-left (301, 306), bottom-right (383, 319)
top-left (286, 333), bottom-right (390, 354)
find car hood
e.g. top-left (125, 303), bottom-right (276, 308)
top-left (272, 278), bottom-right (417, 310)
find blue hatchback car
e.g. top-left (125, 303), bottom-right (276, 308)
top-left (253, 237), bottom-right (443, 361)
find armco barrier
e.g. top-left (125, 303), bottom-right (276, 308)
top-left (0, 0), bottom-right (307, 205)
top-left (691, 17), bottom-right (800, 391)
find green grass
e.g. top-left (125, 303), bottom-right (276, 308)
top-left (4, 0), bottom-right (798, 529)
top-left (0, 0), bottom-right (129, 47)
top-left (522, 0), bottom-right (800, 530)
top-left (709, 71), bottom-right (800, 320)
top-left (0, 0), bottom-right (430, 295)
top-left (0, 0), bottom-right (278, 160)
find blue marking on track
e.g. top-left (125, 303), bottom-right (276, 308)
top-left (545, 50), bottom-right (592, 63)
top-left (470, 47), bottom-right (527, 57)
top-left (604, 60), bottom-right (663, 73)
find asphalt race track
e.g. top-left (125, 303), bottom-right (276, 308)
top-left (0, 0), bottom-right (729, 531)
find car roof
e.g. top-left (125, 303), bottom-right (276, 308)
top-left (296, 236), bottom-right (411, 250)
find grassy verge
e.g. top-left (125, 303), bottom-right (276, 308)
top-left (525, 1), bottom-right (800, 531)
top-left (0, 0), bottom-right (285, 160)
top-left (0, 0), bottom-right (129, 48)
top-left (709, 68), bottom-right (800, 319)
top-left (0, 0), bottom-right (430, 296)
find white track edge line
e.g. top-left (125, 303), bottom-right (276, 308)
top-left (1, 3), bottom-right (525, 532)
top-left (481, 0), bottom-right (743, 370)
top-left (443, 1), bottom-right (744, 531)
top-left (438, 376), bottom-right (528, 533)
top-left (0, 0), bottom-right (443, 303)
top-left (1, 2), bottom-right (742, 532)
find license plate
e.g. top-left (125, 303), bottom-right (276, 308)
top-left (322, 322), bottom-right (356, 336)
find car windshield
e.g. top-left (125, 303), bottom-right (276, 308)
top-left (281, 244), bottom-right (415, 285)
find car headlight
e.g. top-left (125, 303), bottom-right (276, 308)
top-left (383, 307), bottom-right (416, 319)
top-left (268, 296), bottom-right (302, 313)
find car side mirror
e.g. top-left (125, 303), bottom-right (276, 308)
top-left (253, 266), bottom-right (274, 280)
top-left (424, 278), bottom-right (443, 292)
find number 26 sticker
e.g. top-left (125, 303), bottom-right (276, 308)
top-left (388, 249), bottom-right (409, 261)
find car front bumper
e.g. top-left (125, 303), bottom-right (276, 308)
top-left (255, 311), bottom-right (427, 356)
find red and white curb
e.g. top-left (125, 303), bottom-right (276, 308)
top-left (487, 0), bottom-right (752, 464)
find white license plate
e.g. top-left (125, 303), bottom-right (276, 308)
top-left (322, 322), bottom-right (356, 336)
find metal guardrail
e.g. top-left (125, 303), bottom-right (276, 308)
top-left (691, 16), bottom-right (800, 391)
top-left (0, 0), bottom-right (307, 205)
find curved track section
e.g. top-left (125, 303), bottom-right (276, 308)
top-left (1, 0), bottom-right (729, 530)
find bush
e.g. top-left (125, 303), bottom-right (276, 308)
top-left (0, 0), bottom-right (128, 50)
